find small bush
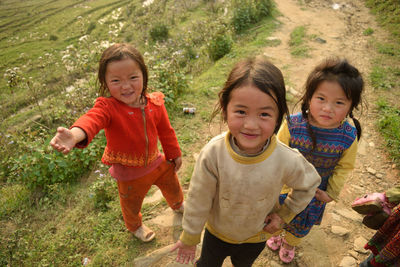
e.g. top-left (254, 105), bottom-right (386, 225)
top-left (8, 133), bottom-right (106, 192)
top-left (231, 0), bottom-right (272, 33)
top-left (363, 27), bottom-right (374, 36)
top-left (150, 23), bottom-right (169, 42)
top-left (208, 34), bottom-right (232, 61)
top-left (49, 34), bottom-right (58, 41)
top-left (89, 176), bottom-right (116, 211)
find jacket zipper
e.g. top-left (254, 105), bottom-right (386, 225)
top-left (141, 107), bottom-right (149, 167)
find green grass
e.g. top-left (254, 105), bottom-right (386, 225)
top-left (364, 0), bottom-right (400, 168)
top-left (289, 25), bottom-right (309, 57)
top-left (0, 0), bottom-right (279, 265)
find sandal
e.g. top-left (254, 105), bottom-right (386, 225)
top-left (351, 193), bottom-right (386, 215)
top-left (133, 224), bottom-right (155, 242)
top-left (362, 211), bottom-right (389, 230)
top-left (267, 235), bottom-right (282, 251)
top-left (279, 238), bottom-right (295, 263)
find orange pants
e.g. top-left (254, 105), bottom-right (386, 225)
top-left (116, 160), bottom-right (183, 232)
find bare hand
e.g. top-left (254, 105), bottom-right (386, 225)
top-left (263, 213), bottom-right (284, 233)
top-left (170, 240), bottom-right (196, 264)
top-left (172, 157), bottom-right (182, 172)
top-left (315, 189), bottom-right (333, 203)
top-left (50, 127), bottom-right (76, 154)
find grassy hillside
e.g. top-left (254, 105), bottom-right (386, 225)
top-left (0, 0), bottom-right (278, 265)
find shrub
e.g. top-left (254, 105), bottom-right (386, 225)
top-left (231, 0), bottom-right (272, 33)
top-left (150, 23), bottom-right (169, 42)
top-left (208, 33), bottom-right (232, 61)
top-left (89, 176), bottom-right (116, 211)
top-left (8, 133), bottom-right (106, 192)
top-left (49, 34), bottom-right (58, 41)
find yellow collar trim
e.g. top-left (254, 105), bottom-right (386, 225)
top-left (224, 132), bottom-right (277, 164)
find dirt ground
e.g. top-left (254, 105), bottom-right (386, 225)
top-left (135, 0), bottom-right (399, 266)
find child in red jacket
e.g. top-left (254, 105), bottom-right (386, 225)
top-left (50, 43), bottom-right (184, 242)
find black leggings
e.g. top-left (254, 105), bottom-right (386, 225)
top-left (196, 229), bottom-right (266, 267)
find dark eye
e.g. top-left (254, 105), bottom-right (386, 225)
top-left (336, 101), bottom-right (345, 105)
top-left (235, 110), bottom-right (245, 115)
top-left (130, 76), bottom-right (137, 80)
top-left (260, 112), bottom-right (270, 118)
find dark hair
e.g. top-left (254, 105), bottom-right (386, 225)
top-left (212, 56), bottom-right (288, 134)
top-left (300, 57), bottom-right (364, 148)
top-left (98, 43), bottom-right (148, 101)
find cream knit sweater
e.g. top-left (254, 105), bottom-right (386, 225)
top-left (180, 132), bottom-right (321, 245)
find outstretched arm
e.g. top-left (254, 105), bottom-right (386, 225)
top-left (50, 127), bottom-right (86, 154)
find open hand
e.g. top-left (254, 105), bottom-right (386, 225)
top-left (263, 212), bottom-right (284, 233)
top-left (170, 240), bottom-right (196, 264)
top-left (315, 189), bottom-right (333, 203)
top-left (50, 127), bottom-right (76, 154)
top-left (172, 156), bottom-right (182, 172)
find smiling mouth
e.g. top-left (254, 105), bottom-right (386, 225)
top-left (241, 132), bottom-right (258, 139)
top-left (122, 92), bottom-right (134, 97)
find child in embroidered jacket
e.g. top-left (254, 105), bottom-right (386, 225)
top-left (267, 57), bottom-right (364, 263)
top-left (50, 43), bottom-right (184, 242)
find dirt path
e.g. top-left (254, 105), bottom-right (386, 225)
top-left (133, 1), bottom-right (399, 266)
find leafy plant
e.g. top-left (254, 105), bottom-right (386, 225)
top-left (150, 23), bottom-right (169, 42)
top-left (231, 0), bottom-right (272, 33)
top-left (363, 27), bottom-right (374, 36)
top-left (208, 33), bottom-right (232, 61)
top-left (376, 100), bottom-right (400, 164)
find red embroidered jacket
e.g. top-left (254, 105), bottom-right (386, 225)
top-left (72, 92), bottom-right (181, 167)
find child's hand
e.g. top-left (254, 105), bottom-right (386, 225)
top-left (263, 213), bottom-right (284, 233)
top-left (172, 156), bottom-right (182, 172)
top-left (315, 189), bottom-right (333, 203)
top-left (170, 240), bottom-right (196, 264)
top-left (50, 127), bottom-right (84, 154)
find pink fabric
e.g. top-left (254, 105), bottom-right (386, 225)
top-left (109, 153), bottom-right (164, 182)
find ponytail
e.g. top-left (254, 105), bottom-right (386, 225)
top-left (349, 111), bottom-right (362, 140)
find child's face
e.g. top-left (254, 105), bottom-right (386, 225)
top-left (226, 85), bottom-right (279, 154)
top-left (309, 80), bottom-right (352, 128)
top-left (105, 58), bottom-right (144, 107)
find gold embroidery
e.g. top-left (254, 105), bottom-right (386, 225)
top-left (102, 147), bottom-right (159, 167)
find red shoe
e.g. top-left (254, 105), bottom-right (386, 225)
top-left (279, 238), bottom-right (295, 263)
top-left (351, 193), bottom-right (389, 215)
top-left (267, 235), bottom-right (282, 251)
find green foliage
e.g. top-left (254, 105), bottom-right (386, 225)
top-left (0, 184), bottom-right (30, 219)
top-left (87, 22), bottom-right (97, 34)
top-left (376, 100), bottom-right (400, 164)
top-left (363, 27), bottom-right (374, 36)
top-left (208, 33), bottom-right (233, 61)
top-left (370, 65), bottom-right (395, 90)
top-left (365, 0), bottom-right (400, 39)
top-left (49, 34), bottom-right (59, 41)
top-left (89, 175), bottom-right (117, 211)
top-left (289, 26), bottom-right (309, 57)
top-left (231, 0), bottom-right (273, 33)
top-left (150, 23), bottom-right (169, 42)
top-left (8, 133), bottom-right (105, 191)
